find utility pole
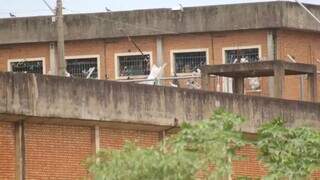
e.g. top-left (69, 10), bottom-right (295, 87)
top-left (56, 0), bottom-right (66, 76)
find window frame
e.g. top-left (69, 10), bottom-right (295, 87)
top-left (170, 48), bottom-right (209, 76)
top-left (65, 55), bottom-right (101, 79)
top-left (222, 45), bottom-right (262, 64)
top-left (7, 57), bottom-right (46, 74)
top-left (222, 45), bottom-right (262, 93)
top-left (114, 52), bottom-right (153, 80)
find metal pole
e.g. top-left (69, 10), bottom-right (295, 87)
top-left (295, 0), bottom-right (320, 25)
top-left (56, 0), bottom-right (66, 76)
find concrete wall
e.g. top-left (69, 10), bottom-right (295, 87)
top-left (0, 72), bottom-right (319, 133)
top-left (0, 1), bottom-right (320, 45)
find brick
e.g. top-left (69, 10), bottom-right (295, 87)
top-left (0, 122), bottom-right (16, 180)
top-left (100, 127), bottom-right (160, 149)
top-left (24, 123), bottom-right (93, 180)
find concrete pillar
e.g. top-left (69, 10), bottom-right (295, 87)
top-left (267, 30), bottom-right (277, 97)
top-left (233, 77), bottom-right (244, 94)
top-left (201, 72), bottom-right (210, 91)
top-left (15, 120), bottom-right (25, 180)
top-left (49, 42), bottom-right (57, 75)
top-left (274, 64), bottom-right (285, 99)
top-left (307, 72), bottom-right (317, 102)
top-left (156, 36), bottom-right (164, 85)
top-left (92, 125), bottom-right (100, 154)
top-left (95, 126), bottom-right (100, 153)
top-left (156, 36), bottom-right (164, 66)
top-left (299, 75), bottom-right (305, 101)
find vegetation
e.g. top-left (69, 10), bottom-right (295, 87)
top-left (86, 110), bottom-right (247, 180)
top-left (257, 118), bottom-right (320, 180)
top-left (85, 110), bottom-right (320, 180)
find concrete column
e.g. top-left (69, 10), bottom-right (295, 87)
top-left (274, 64), bottom-right (285, 99)
top-left (156, 36), bottom-right (164, 85)
top-left (267, 30), bottom-right (277, 97)
top-left (49, 43), bottom-right (57, 75)
top-left (95, 125), bottom-right (100, 153)
top-left (307, 72), bottom-right (317, 102)
top-left (92, 125), bottom-right (100, 154)
top-left (233, 77), bottom-right (244, 94)
top-left (156, 36), bottom-right (164, 66)
top-left (15, 120), bottom-right (25, 180)
top-left (299, 75), bottom-right (304, 101)
top-left (201, 72), bottom-right (210, 91)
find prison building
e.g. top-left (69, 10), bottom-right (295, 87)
top-left (0, 1), bottom-right (320, 179)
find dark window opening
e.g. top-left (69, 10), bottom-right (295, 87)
top-left (174, 51), bottom-right (206, 74)
top-left (10, 60), bottom-right (43, 74)
top-left (66, 58), bottom-right (98, 79)
top-left (118, 54), bottom-right (150, 77)
top-left (225, 48), bottom-right (259, 64)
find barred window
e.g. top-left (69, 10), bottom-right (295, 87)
top-left (10, 60), bottom-right (43, 74)
top-left (174, 51), bottom-right (206, 74)
top-left (118, 54), bottom-right (150, 77)
top-left (66, 58), bottom-right (98, 79)
top-left (225, 48), bottom-right (259, 64)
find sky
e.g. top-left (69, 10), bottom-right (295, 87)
top-left (0, 0), bottom-right (320, 18)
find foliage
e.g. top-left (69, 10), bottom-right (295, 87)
top-left (256, 118), bottom-right (320, 180)
top-left (85, 109), bottom-right (247, 180)
top-left (86, 142), bottom-right (201, 180)
top-left (169, 109), bottom-right (247, 179)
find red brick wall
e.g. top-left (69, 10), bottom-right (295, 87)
top-left (233, 145), bottom-right (267, 179)
top-left (0, 121), bottom-right (319, 179)
top-left (0, 43), bottom-right (50, 74)
top-left (100, 127), bottom-right (160, 149)
top-left (24, 123), bottom-right (93, 179)
top-left (0, 122), bottom-right (16, 180)
top-left (65, 39), bottom-right (106, 79)
top-left (104, 37), bottom-right (157, 80)
top-left (277, 30), bottom-right (320, 101)
top-left (1, 29), bottom-right (319, 101)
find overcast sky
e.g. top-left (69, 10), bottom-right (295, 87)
top-left (0, 0), bottom-right (319, 18)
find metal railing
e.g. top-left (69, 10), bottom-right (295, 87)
top-left (10, 61), bottom-right (43, 74)
top-left (66, 58), bottom-right (98, 79)
top-left (118, 55), bottom-right (150, 77)
top-left (174, 52), bottom-right (206, 73)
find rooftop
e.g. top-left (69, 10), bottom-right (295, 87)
top-left (0, 1), bottom-right (320, 45)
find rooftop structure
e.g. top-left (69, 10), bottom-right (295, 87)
top-left (201, 60), bottom-right (318, 101)
top-left (0, 1), bottom-right (320, 45)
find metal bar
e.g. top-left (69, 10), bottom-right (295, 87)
top-left (295, 0), bottom-right (320, 25)
top-left (116, 75), bottom-right (204, 82)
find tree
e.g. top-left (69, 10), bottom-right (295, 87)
top-left (256, 118), bottom-right (320, 180)
top-left (85, 109), bottom-right (247, 180)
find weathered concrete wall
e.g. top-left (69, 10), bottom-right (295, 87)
top-left (0, 1), bottom-right (319, 45)
top-left (0, 72), bottom-right (319, 132)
